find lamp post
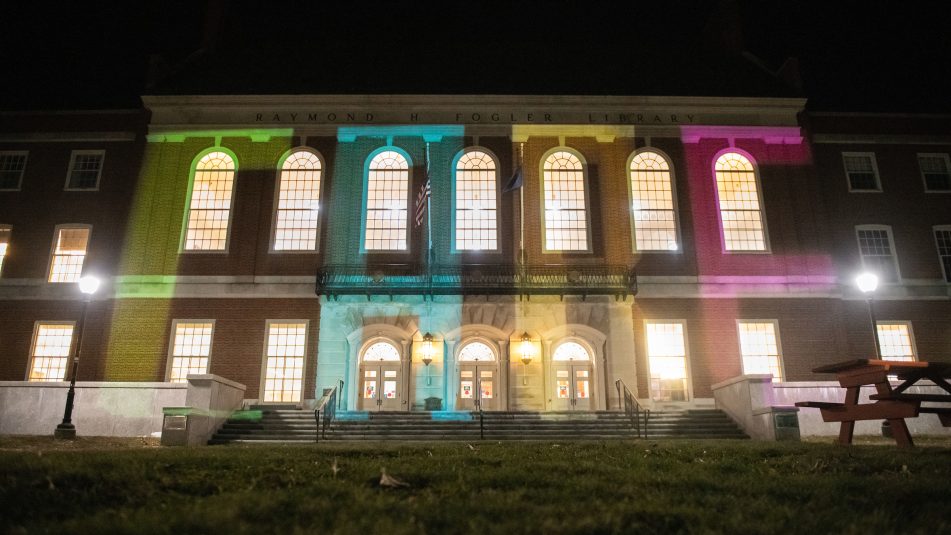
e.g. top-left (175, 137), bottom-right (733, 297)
top-left (54, 275), bottom-right (100, 439)
top-left (421, 332), bottom-right (434, 386)
top-left (855, 272), bottom-right (882, 359)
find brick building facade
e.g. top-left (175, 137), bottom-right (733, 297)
top-left (1, 96), bottom-right (949, 411)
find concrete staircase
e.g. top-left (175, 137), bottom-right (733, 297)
top-left (209, 408), bottom-right (747, 444)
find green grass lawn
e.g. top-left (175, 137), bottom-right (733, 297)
top-left (2, 438), bottom-right (951, 534)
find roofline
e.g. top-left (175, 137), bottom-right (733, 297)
top-left (0, 109), bottom-right (144, 116)
top-left (808, 111), bottom-right (951, 120)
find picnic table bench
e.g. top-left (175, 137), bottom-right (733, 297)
top-left (795, 359), bottom-right (951, 447)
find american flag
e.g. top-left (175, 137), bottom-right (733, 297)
top-left (414, 178), bottom-right (431, 228)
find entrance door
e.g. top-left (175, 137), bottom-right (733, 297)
top-left (358, 341), bottom-right (403, 411)
top-left (551, 363), bottom-right (592, 411)
top-left (551, 341), bottom-right (595, 411)
top-left (458, 364), bottom-right (498, 411)
top-left (360, 363), bottom-right (401, 411)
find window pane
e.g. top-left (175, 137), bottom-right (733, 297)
top-left (552, 342), bottom-right (590, 361)
top-left (646, 322), bottom-right (688, 401)
top-left (263, 322), bottom-right (306, 402)
top-left (170, 322), bottom-right (213, 382)
top-left (67, 152), bottom-right (104, 189)
top-left (458, 341), bottom-right (495, 361)
top-left (365, 151), bottom-right (408, 251)
top-left (857, 228), bottom-right (899, 282)
top-left (935, 229), bottom-right (951, 283)
top-left (49, 227), bottom-right (90, 283)
top-left (0, 227), bottom-right (10, 275)
top-left (362, 341), bottom-right (400, 361)
top-left (543, 151), bottom-right (588, 251)
top-left (0, 152), bottom-right (27, 190)
top-left (455, 150), bottom-right (497, 250)
top-left (715, 153), bottom-right (767, 251)
top-left (630, 151), bottom-right (677, 251)
top-left (29, 324), bottom-right (74, 381)
top-left (844, 154), bottom-right (879, 191)
top-left (274, 151), bottom-right (321, 250)
top-left (919, 155), bottom-right (951, 191)
top-left (876, 323), bottom-right (915, 362)
top-left (738, 322), bottom-right (783, 381)
top-left (184, 152), bottom-right (235, 251)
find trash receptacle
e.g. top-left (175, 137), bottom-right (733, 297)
top-left (424, 397), bottom-right (442, 411)
top-left (773, 411), bottom-right (801, 442)
top-left (161, 407), bottom-right (193, 446)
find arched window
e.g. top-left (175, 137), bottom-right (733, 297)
top-left (184, 151), bottom-right (236, 251)
top-left (714, 152), bottom-right (767, 251)
top-left (455, 150), bottom-right (498, 251)
top-left (458, 341), bottom-right (496, 361)
top-left (273, 150), bottom-right (322, 251)
top-left (542, 150), bottom-right (589, 251)
top-left (362, 341), bottom-right (401, 361)
top-left (552, 341), bottom-right (591, 361)
top-left (365, 150), bottom-right (409, 251)
top-left (630, 151), bottom-right (679, 251)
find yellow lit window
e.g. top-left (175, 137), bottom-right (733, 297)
top-left (458, 341), bottom-right (495, 361)
top-left (455, 150), bottom-right (498, 250)
top-left (645, 322), bottom-right (689, 401)
top-left (738, 321), bottom-right (783, 381)
top-left (630, 151), bottom-right (678, 251)
top-left (28, 323), bottom-right (74, 381)
top-left (262, 322), bottom-right (307, 403)
top-left (184, 151), bottom-right (235, 251)
top-left (274, 151), bottom-right (321, 251)
top-left (552, 342), bottom-right (591, 361)
top-left (169, 322), bottom-right (213, 382)
top-left (365, 150), bottom-right (409, 251)
top-left (876, 322), bottom-right (916, 362)
top-left (543, 150), bottom-right (589, 251)
top-left (714, 152), bottom-right (767, 251)
top-left (48, 226), bottom-right (90, 283)
top-left (0, 226), bottom-right (10, 275)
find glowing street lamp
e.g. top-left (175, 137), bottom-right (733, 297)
top-left (421, 332), bottom-right (434, 367)
top-left (519, 332), bottom-right (533, 366)
top-left (855, 272), bottom-right (882, 359)
top-left (54, 275), bottom-right (100, 439)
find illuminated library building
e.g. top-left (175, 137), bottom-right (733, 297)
top-left (1, 93), bottom-right (950, 422)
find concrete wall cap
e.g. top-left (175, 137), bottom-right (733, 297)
top-left (710, 374), bottom-right (774, 390)
top-left (185, 374), bottom-right (247, 391)
top-left (752, 406), bottom-right (800, 416)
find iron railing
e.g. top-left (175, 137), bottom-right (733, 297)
top-left (314, 383), bottom-right (340, 443)
top-left (316, 263), bottom-right (637, 299)
top-left (616, 379), bottom-right (650, 438)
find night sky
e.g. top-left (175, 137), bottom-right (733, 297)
top-left (2, 1), bottom-right (949, 112)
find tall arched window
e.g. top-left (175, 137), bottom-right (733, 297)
top-left (273, 150), bottom-right (322, 251)
top-left (455, 150), bottom-right (498, 251)
top-left (714, 152), bottom-right (767, 251)
top-left (365, 150), bottom-right (409, 251)
top-left (542, 150), bottom-right (589, 251)
top-left (184, 151), bottom-right (236, 251)
top-left (630, 151), bottom-right (679, 251)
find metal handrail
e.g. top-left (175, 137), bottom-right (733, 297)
top-left (314, 383), bottom-right (340, 443)
top-left (615, 379), bottom-right (649, 438)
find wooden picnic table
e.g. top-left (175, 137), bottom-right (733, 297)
top-left (795, 359), bottom-right (951, 447)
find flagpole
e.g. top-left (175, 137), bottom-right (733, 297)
top-left (518, 142), bottom-right (525, 267)
top-left (426, 142), bottom-right (433, 268)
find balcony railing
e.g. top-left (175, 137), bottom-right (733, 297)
top-left (315, 263), bottom-right (637, 299)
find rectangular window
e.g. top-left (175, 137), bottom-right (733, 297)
top-left (856, 226), bottom-right (900, 283)
top-left (843, 152), bottom-right (881, 191)
top-left (65, 150), bottom-right (104, 190)
top-left (262, 322), bottom-right (307, 403)
top-left (935, 227), bottom-right (951, 283)
top-left (0, 151), bottom-right (28, 190)
top-left (876, 322), bottom-right (916, 362)
top-left (168, 321), bottom-right (214, 383)
top-left (737, 321), bottom-right (784, 381)
top-left (48, 226), bottom-right (90, 283)
top-left (28, 322), bottom-right (75, 381)
top-left (919, 153), bottom-right (951, 192)
top-left (0, 226), bottom-right (10, 276)
top-left (645, 321), bottom-right (689, 402)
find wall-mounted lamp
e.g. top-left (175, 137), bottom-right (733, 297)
top-left (421, 332), bottom-right (434, 366)
top-left (519, 332), bottom-right (533, 366)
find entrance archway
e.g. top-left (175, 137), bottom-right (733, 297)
top-left (551, 341), bottom-right (594, 411)
top-left (359, 340), bottom-right (402, 411)
top-left (456, 341), bottom-right (501, 411)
